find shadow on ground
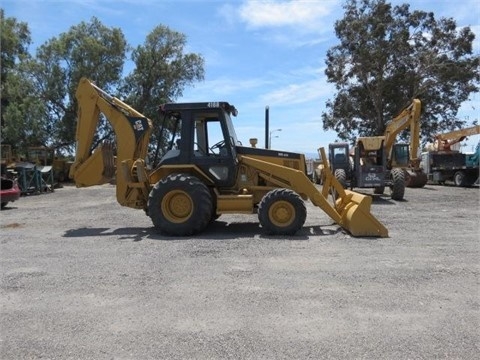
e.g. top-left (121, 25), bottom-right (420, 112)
top-left (63, 220), bottom-right (344, 242)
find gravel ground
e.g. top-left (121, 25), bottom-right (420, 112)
top-left (1, 183), bottom-right (479, 359)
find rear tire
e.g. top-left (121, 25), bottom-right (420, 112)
top-left (148, 173), bottom-right (213, 236)
top-left (454, 171), bottom-right (466, 187)
top-left (390, 168), bottom-right (405, 200)
top-left (258, 189), bottom-right (306, 235)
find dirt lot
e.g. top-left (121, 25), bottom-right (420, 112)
top-left (1, 183), bottom-right (479, 359)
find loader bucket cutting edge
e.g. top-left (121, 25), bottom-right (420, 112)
top-left (336, 190), bottom-right (388, 238)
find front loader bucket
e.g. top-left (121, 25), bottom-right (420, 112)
top-left (312, 147), bottom-right (388, 237)
top-left (240, 149), bottom-right (388, 238)
top-left (336, 190), bottom-right (388, 237)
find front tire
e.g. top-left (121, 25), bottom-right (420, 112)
top-left (258, 189), bottom-right (306, 235)
top-left (148, 173), bottom-right (213, 236)
top-left (390, 168), bottom-right (405, 200)
top-left (334, 169), bottom-right (347, 188)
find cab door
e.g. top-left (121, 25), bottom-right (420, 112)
top-left (190, 109), bottom-right (237, 188)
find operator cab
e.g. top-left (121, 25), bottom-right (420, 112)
top-left (390, 143), bottom-right (410, 168)
top-left (329, 143), bottom-right (350, 173)
top-left (158, 102), bottom-right (240, 187)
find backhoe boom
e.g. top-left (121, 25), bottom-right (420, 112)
top-left (69, 77), bottom-right (153, 208)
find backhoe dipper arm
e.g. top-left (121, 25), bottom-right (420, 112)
top-left (69, 77), bottom-right (153, 209)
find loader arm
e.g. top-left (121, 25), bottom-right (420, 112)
top-left (69, 77), bottom-right (153, 209)
top-left (239, 148), bottom-right (388, 237)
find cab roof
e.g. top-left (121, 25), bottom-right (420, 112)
top-left (159, 102), bottom-right (238, 116)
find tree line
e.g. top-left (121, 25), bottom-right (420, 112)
top-left (1, 9), bottom-right (204, 160)
top-left (1, 0), bottom-right (479, 161)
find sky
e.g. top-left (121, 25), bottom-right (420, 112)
top-left (2, 0), bottom-right (480, 157)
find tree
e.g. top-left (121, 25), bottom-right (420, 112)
top-left (30, 17), bottom-right (128, 154)
top-left (1, 15), bottom-right (204, 158)
top-left (0, 9), bottom-right (46, 154)
top-left (322, 0), bottom-right (480, 144)
top-left (120, 25), bottom-right (204, 164)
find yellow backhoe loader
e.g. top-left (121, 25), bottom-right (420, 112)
top-left (70, 77), bottom-right (388, 237)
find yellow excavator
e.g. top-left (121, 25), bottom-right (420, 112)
top-left (70, 77), bottom-right (388, 237)
top-left (322, 99), bottom-right (426, 201)
top-left (317, 99), bottom-right (426, 196)
top-left (383, 99), bottom-right (427, 188)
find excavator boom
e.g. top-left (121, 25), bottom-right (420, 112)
top-left (384, 99), bottom-right (422, 154)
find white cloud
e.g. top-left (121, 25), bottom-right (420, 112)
top-left (238, 0), bottom-right (338, 30)
top-left (259, 67), bottom-right (334, 107)
top-left (260, 80), bottom-right (329, 106)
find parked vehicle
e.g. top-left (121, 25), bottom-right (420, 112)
top-left (422, 140), bottom-right (479, 187)
top-left (382, 99), bottom-right (427, 188)
top-left (421, 125), bottom-right (480, 187)
top-left (0, 175), bottom-right (21, 209)
top-left (327, 139), bottom-right (406, 200)
top-left (69, 77), bottom-right (388, 237)
top-left (317, 99), bottom-right (426, 199)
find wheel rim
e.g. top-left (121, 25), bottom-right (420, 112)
top-left (455, 173), bottom-right (462, 186)
top-left (161, 190), bottom-right (193, 223)
top-left (268, 200), bottom-right (295, 227)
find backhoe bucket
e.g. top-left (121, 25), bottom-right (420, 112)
top-left (336, 190), bottom-right (388, 237)
top-left (405, 169), bottom-right (428, 188)
top-left (70, 142), bottom-right (115, 187)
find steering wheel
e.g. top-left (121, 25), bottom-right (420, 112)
top-left (210, 140), bottom-right (226, 150)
